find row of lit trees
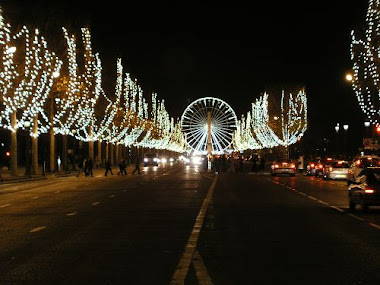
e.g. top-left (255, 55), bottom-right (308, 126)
top-left (233, 90), bottom-right (308, 152)
top-left (0, 8), bottom-right (187, 176)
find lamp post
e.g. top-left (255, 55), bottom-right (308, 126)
top-left (343, 124), bottom-right (349, 159)
top-left (364, 121), bottom-right (371, 138)
top-left (335, 124), bottom-right (340, 157)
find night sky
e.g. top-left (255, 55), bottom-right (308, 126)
top-left (1, 1), bottom-right (371, 151)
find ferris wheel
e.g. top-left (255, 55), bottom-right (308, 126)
top-left (181, 97), bottom-right (238, 154)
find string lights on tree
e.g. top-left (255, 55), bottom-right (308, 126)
top-left (350, 0), bottom-right (380, 126)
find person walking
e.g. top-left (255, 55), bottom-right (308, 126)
top-left (132, 156), bottom-right (141, 175)
top-left (118, 158), bottom-right (127, 176)
top-left (76, 156), bottom-right (86, 177)
top-left (104, 158), bottom-right (114, 176)
top-left (87, 157), bottom-right (94, 177)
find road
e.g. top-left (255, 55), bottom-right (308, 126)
top-left (1, 164), bottom-right (380, 284)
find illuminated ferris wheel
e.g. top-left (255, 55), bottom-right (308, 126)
top-left (181, 97), bottom-right (238, 154)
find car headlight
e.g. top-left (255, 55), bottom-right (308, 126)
top-left (153, 158), bottom-right (158, 162)
top-left (144, 158), bottom-right (148, 162)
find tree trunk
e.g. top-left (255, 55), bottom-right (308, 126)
top-left (62, 134), bottom-right (68, 171)
top-left (97, 140), bottom-right (102, 167)
top-left (32, 115), bottom-right (38, 175)
top-left (10, 112), bottom-right (18, 177)
top-left (49, 98), bottom-right (55, 172)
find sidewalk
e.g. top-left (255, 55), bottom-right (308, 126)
top-left (0, 165), bottom-right (137, 184)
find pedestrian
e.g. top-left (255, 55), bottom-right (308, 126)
top-left (251, 156), bottom-right (258, 172)
top-left (259, 156), bottom-right (266, 171)
top-left (132, 156), bottom-right (141, 175)
top-left (118, 158), bottom-right (127, 176)
top-left (87, 157), bottom-right (93, 177)
top-left (104, 158), bottom-right (114, 176)
top-left (76, 156), bottom-right (86, 177)
top-left (298, 155), bottom-right (304, 174)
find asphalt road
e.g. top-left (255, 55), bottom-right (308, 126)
top-left (1, 165), bottom-right (380, 284)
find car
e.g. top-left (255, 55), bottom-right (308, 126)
top-left (347, 155), bottom-right (380, 211)
top-left (271, 159), bottom-right (296, 176)
top-left (143, 153), bottom-right (159, 167)
top-left (306, 161), bottom-right (324, 176)
top-left (347, 155), bottom-right (380, 185)
top-left (348, 168), bottom-right (380, 211)
top-left (323, 160), bottom-right (350, 180)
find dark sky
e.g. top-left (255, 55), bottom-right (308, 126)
top-left (1, 1), bottom-right (371, 148)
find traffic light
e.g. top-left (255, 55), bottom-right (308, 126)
top-left (5, 151), bottom-right (10, 157)
top-left (376, 126), bottom-right (380, 134)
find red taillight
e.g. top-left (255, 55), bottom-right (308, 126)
top-left (274, 164), bottom-right (279, 168)
top-left (318, 164), bottom-right (323, 169)
top-left (5, 151), bottom-right (11, 157)
top-left (310, 163), bottom-right (315, 168)
top-left (365, 188), bottom-right (375, 194)
top-left (356, 160), bottom-right (361, 166)
top-left (290, 164), bottom-right (296, 169)
top-left (329, 167), bottom-right (333, 172)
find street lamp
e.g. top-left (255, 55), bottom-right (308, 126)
top-left (345, 73), bottom-right (353, 82)
top-left (343, 124), bottom-right (349, 159)
top-left (364, 121), bottom-right (371, 138)
top-left (335, 124), bottom-right (340, 156)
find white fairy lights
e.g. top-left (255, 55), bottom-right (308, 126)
top-left (350, 0), bottom-right (380, 126)
top-left (233, 90), bottom-right (308, 150)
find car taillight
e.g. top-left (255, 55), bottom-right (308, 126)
top-left (329, 167), bottom-right (333, 172)
top-left (274, 164), bottom-right (279, 168)
top-left (318, 164), bottom-right (323, 169)
top-left (365, 188), bottom-right (375, 194)
top-left (290, 164), bottom-right (296, 169)
top-left (310, 163), bottom-right (315, 168)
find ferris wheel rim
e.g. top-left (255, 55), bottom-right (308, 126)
top-left (180, 97), bottom-right (238, 154)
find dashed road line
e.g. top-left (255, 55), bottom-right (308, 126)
top-left (369, 223), bottom-right (380, 230)
top-left (268, 178), bottom-right (380, 232)
top-left (66, 211), bottom-right (77, 216)
top-left (347, 213), bottom-right (365, 221)
top-left (29, 226), bottom-right (46, 233)
top-left (92, 202), bottom-right (100, 206)
top-left (109, 194), bottom-right (116, 198)
top-left (0, 204), bottom-right (11, 208)
top-left (31, 196), bottom-right (39, 200)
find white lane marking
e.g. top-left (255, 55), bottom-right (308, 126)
top-left (192, 250), bottom-right (214, 284)
top-left (29, 226), bottom-right (46, 233)
top-left (92, 202), bottom-right (100, 206)
top-left (318, 200), bottom-right (329, 206)
top-left (347, 213), bottom-right (365, 221)
top-left (369, 223), bottom-right (380, 230)
top-left (66, 211), bottom-right (77, 216)
top-left (329, 205), bottom-right (344, 213)
top-left (109, 195), bottom-right (116, 198)
top-left (308, 195), bottom-right (318, 201)
top-left (31, 196), bottom-right (39, 200)
top-left (0, 204), bottom-right (11, 208)
top-left (170, 175), bottom-right (218, 284)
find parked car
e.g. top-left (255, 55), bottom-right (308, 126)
top-left (323, 160), bottom-right (350, 180)
top-left (271, 159), bottom-right (296, 176)
top-left (143, 153), bottom-right (159, 167)
top-left (347, 155), bottom-right (380, 211)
